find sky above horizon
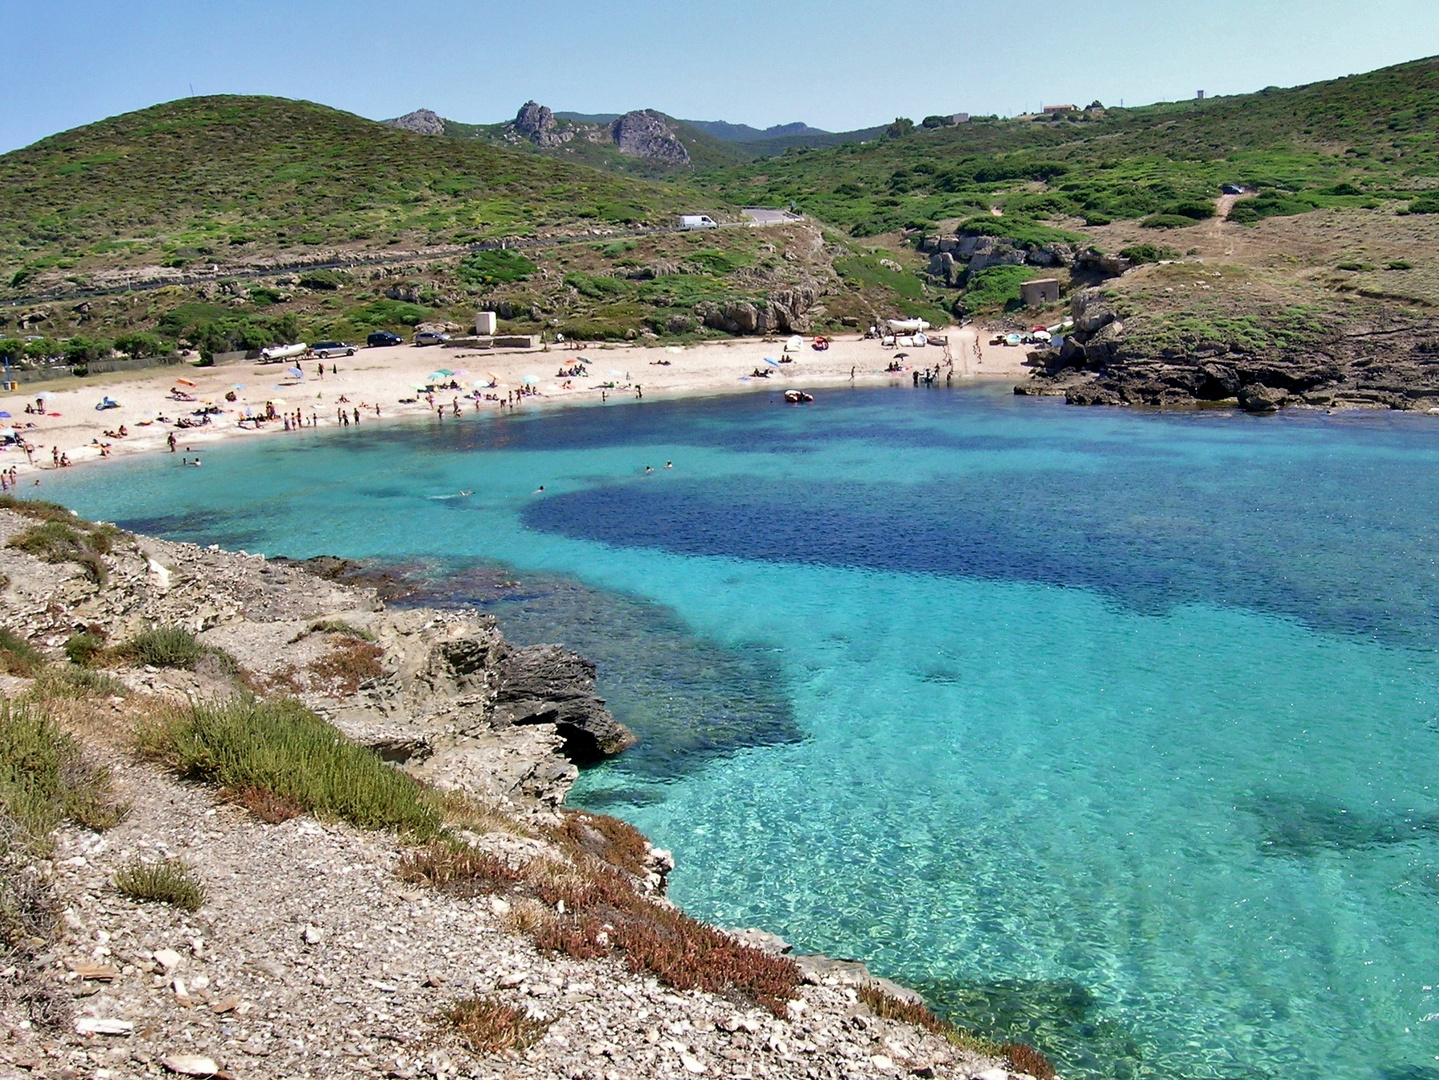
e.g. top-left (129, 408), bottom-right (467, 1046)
top-left (3, 0), bottom-right (1438, 154)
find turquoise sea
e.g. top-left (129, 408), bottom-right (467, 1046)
top-left (43, 385), bottom-right (1439, 1080)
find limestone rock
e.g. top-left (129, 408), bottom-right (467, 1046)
top-left (495, 643), bottom-right (635, 762)
top-left (1238, 383), bottom-right (1289, 412)
top-left (385, 109), bottom-right (445, 136)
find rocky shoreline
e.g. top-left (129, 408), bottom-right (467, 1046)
top-left (0, 505), bottom-right (1040, 1080)
top-left (1016, 288), bottom-right (1439, 413)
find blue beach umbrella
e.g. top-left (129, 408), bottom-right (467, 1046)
top-left (0, 411), bottom-right (10, 418)
top-left (521, 375), bottom-right (539, 385)
top-left (287, 366), bottom-right (304, 378)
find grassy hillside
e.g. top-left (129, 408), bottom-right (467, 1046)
top-left (0, 96), bottom-right (711, 288)
top-left (693, 56), bottom-right (1439, 236)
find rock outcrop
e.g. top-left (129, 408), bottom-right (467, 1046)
top-left (1017, 291), bottom-right (1439, 412)
top-left (0, 511), bottom-right (632, 807)
top-left (513, 101), bottom-right (572, 147)
top-left (693, 286), bottom-right (819, 335)
top-left (611, 110), bottom-right (690, 164)
top-left (384, 108), bottom-right (445, 135)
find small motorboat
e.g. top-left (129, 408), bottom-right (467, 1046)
top-left (783, 390), bottom-right (815, 404)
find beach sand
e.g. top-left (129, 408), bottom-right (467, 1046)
top-left (0, 325), bottom-right (1029, 475)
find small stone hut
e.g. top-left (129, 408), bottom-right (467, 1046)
top-left (1021, 279), bottom-right (1061, 307)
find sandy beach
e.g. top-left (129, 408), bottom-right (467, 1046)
top-left (0, 324), bottom-right (1026, 476)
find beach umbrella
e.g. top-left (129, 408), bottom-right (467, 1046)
top-left (521, 375), bottom-right (539, 385)
top-left (232, 384), bottom-right (244, 391)
top-left (412, 383), bottom-right (430, 391)
top-left (287, 366), bottom-right (304, 378)
top-left (0, 411), bottom-right (10, 418)
top-left (453, 369), bottom-right (469, 377)
top-left (35, 391), bottom-right (51, 400)
top-left (268, 398), bottom-right (287, 406)
top-left (607, 369), bottom-right (624, 377)
top-left (894, 352), bottom-right (909, 360)
top-left (435, 369), bottom-right (454, 377)
top-left (764, 357), bottom-right (780, 367)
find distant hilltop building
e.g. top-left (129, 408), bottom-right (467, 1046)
top-left (951, 113), bottom-right (970, 124)
top-left (1197, 90), bottom-right (1206, 100)
top-left (1043, 104), bottom-right (1076, 114)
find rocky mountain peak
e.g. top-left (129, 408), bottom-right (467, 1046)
top-left (611, 109), bottom-right (690, 164)
top-left (384, 108), bottom-right (445, 136)
top-left (514, 100), bottom-right (555, 137)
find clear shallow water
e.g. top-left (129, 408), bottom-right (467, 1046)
top-left (44, 386), bottom-right (1439, 1080)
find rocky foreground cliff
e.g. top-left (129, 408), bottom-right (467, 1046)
top-left (0, 502), bottom-right (1042, 1080)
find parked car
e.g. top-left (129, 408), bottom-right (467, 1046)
top-left (414, 330), bottom-right (449, 346)
top-left (311, 340), bottom-right (357, 358)
top-left (366, 331), bottom-right (403, 348)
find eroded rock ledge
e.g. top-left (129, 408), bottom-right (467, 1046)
top-left (0, 509), bottom-right (632, 807)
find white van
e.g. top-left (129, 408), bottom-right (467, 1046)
top-left (679, 215), bottom-right (718, 230)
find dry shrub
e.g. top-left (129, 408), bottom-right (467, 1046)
top-left (547, 809), bottom-right (650, 876)
top-left (397, 843), bottom-right (527, 896)
top-left (406, 834), bottom-right (800, 1015)
top-left (1002, 1041), bottom-right (1057, 1080)
top-left (529, 912), bottom-right (609, 960)
top-left (231, 785), bottom-right (303, 824)
top-left (446, 996), bottom-right (551, 1054)
top-left (307, 638), bottom-right (384, 693)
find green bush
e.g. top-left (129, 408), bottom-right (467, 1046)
top-left (0, 629), bottom-right (44, 677)
top-left (113, 857), bottom-right (205, 911)
top-left (113, 332), bottom-right (164, 358)
top-left (1388, 260), bottom-right (1413, 270)
top-left (457, 249), bottom-right (535, 287)
top-left (0, 702), bottom-right (125, 853)
top-left (136, 698), bottom-right (442, 836)
top-left (116, 626), bottom-right (235, 674)
top-left (1120, 243), bottom-right (1179, 265)
top-left (1142, 213), bottom-right (1203, 229)
top-left (1406, 196), bottom-right (1439, 215)
top-left (563, 272), bottom-right (629, 299)
top-left (297, 269), bottom-right (346, 290)
top-left (964, 264), bottom-right (1041, 312)
top-left (31, 665), bottom-right (128, 700)
top-left (63, 633), bottom-right (105, 668)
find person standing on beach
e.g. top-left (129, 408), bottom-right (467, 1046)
top-left (317, 364), bottom-right (324, 379)
top-left (353, 408), bottom-right (360, 425)
top-left (167, 432), bottom-right (177, 452)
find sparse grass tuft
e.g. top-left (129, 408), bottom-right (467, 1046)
top-left (446, 996), bottom-right (551, 1055)
top-left (29, 665), bottom-right (129, 700)
top-left (115, 625), bottom-right (236, 674)
top-left (1002, 1042), bottom-right (1057, 1080)
top-left (0, 629), bottom-right (44, 677)
top-left (137, 697), bottom-right (442, 837)
top-left (0, 701), bottom-right (126, 853)
top-left (398, 843), bottom-right (527, 896)
top-left (113, 856), bottom-right (205, 911)
top-left (305, 620), bottom-right (375, 642)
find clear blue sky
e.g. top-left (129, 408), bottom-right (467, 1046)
top-left (3, 0), bottom-right (1438, 153)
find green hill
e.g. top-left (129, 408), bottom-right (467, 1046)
top-left (0, 95), bottom-right (709, 288)
top-left (692, 56), bottom-right (1439, 235)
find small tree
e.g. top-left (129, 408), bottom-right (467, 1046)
top-left (114, 332), bottom-right (164, 359)
top-left (886, 117), bottom-right (915, 138)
